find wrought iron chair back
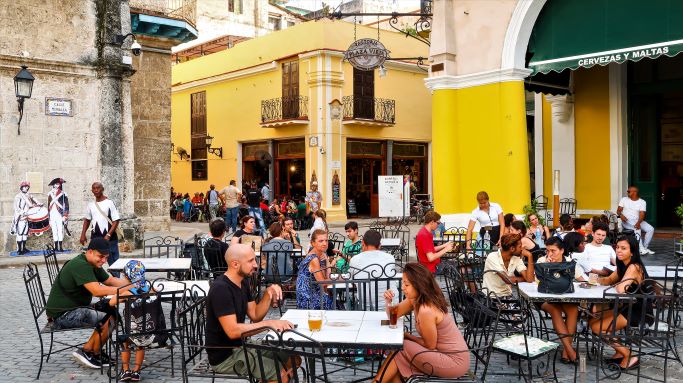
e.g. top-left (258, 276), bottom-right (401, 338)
top-left (559, 198), bottom-right (577, 216)
top-left (596, 279), bottom-right (679, 381)
top-left (259, 241), bottom-right (303, 284)
top-left (315, 263), bottom-right (403, 311)
top-left (143, 235), bottom-right (184, 258)
top-left (193, 235), bottom-right (229, 279)
top-left (381, 227), bottom-right (411, 264)
top-left (534, 194), bottom-right (549, 211)
top-left (176, 296), bottom-right (248, 382)
top-left (43, 245), bottom-right (60, 286)
top-left (241, 326), bottom-right (330, 383)
top-left (327, 232), bottom-right (346, 253)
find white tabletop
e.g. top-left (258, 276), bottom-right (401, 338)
top-left (108, 257), bottom-right (192, 272)
top-left (518, 282), bottom-right (615, 302)
top-left (380, 238), bottom-right (401, 247)
top-left (602, 264), bottom-right (677, 281)
top-left (277, 309), bottom-right (404, 348)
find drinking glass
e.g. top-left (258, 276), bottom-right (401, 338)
top-left (389, 305), bottom-right (399, 329)
top-left (588, 273), bottom-right (599, 285)
top-left (308, 310), bottom-right (323, 332)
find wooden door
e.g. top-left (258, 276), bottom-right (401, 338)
top-left (353, 68), bottom-right (374, 119)
top-left (282, 61), bottom-right (299, 119)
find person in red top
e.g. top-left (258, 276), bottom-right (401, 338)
top-left (415, 211), bottom-right (454, 273)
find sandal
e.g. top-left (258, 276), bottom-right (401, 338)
top-left (620, 357), bottom-right (640, 371)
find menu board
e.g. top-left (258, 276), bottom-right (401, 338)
top-left (347, 199), bottom-right (357, 215)
top-left (378, 176), bottom-right (405, 217)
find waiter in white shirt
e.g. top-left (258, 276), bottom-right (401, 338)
top-left (617, 186), bottom-right (654, 255)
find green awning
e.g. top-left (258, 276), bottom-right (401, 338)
top-left (527, 0), bottom-right (683, 74)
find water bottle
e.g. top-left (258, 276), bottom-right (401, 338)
top-left (483, 230), bottom-right (491, 250)
top-left (535, 227), bottom-right (544, 248)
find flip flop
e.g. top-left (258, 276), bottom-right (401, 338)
top-left (560, 357), bottom-right (571, 364)
top-left (621, 358), bottom-right (640, 371)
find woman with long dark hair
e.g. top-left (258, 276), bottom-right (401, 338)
top-left (589, 235), bottom-right (648, 370)
top-left (374, 263), bottom-right (469, 382)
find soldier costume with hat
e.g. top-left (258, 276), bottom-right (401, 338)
top-left (47, 177), bottom-right (70, 252)
top-left (11, 181), bottom-right (43, 254)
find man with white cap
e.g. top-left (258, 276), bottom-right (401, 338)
top-left (305, 181), bottom-right (323, 214)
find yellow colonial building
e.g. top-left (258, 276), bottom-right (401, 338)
top-left (428, 0), bottom-right (683, 228)
top-left (171, 20), bottom-right (430, 220)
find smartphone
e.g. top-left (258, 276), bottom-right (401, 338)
top-left (579, 282), bottom-right (592, 289)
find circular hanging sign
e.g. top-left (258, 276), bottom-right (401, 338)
top-left (344, 38), bottom-right (390, 71)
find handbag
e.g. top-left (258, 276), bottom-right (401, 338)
top-left (94, 201), bottom-right (124, 240)
top-left (536, 261), bottom-right (576, 294)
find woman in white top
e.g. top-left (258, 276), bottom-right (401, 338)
top-left (466, 191), bottom-right (505, 250)
top-left (535, 236), bottom-right (585, 364)
top-left (309, 208), bottom-right (328, 236)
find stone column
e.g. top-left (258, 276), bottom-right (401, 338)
top-left (546, 94), bottom-right (576, 199)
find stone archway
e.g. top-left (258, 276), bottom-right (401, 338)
top-left (501, 0), bottom-right (548, 70)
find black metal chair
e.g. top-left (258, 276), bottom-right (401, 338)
top-left (241, 326), bottom-right (330, 383)
top-left (401, 298), bottom-right (501, 383)
top-left (559, 198), bottom-right (577, 217)
top-left (23, 263), bottom-right (104, 379)
top-left (43, 244), bottom-right (60, 286)
top-left (176, 296), bottom-right (249, 383)
top-left (381, 227), bottom-right (411, 264)
top-left (109, 279), bottom-right (182, 381)
top-left (192, 235), bottom-right (229, 280)
top-left (593, 280), bottom-right (680, 382)
top-left (143, 235), bottom-right (184, 258)
top-left (259, 241), bottom-right (305, 308)
top-left (534, 195), bottom-right (549, 211)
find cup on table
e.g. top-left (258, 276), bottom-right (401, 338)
top-left (588, 273), bottom-right (599, 285)
top-left (308, 310), bottom-right (323, 332)
top-left (389, 305), bottom-right (399, 329)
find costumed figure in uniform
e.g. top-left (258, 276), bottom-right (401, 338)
top-left (47, 178), bottom-right (70, 252)
top-left (11, 181), bottom-right (43, 255)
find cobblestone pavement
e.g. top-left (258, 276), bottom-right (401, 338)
top-left (3, 226), bottom-right (683, 382)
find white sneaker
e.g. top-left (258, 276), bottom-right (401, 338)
top-left (640, 248), bottom-right (648, 255)
top-left (646, 248), bottom-right (655, 255)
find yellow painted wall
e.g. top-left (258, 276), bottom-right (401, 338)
top-left (171, 20), bottom-right (430, 202)
top-left (574, 66), bottom-right (611, 210)
top-left (432, 81), bottom-right (530, 214)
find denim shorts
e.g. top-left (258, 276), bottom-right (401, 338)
top-left (53, 307), bottom-right (107, 330)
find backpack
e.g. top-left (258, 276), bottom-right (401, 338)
top-left (124, 295), bottom-right (169, 348)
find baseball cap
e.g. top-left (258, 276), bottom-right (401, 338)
top-left (87, 237), bottom-right (111, 255)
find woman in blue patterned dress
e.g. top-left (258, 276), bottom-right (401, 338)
top-left (296, 229), bottom-right (333, 309)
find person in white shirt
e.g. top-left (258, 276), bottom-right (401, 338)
top-left (617, 186), bottom-right (654, 255)
top-left (466, 191), bottom-right (505, 250)
top-left (349, 229), bottom-right (397, 309)
top-left (482, 234), bottom-right (534, 297)
top-left (79, 182), bottom-right (121, 274)
top-left (572, 223), bottom-right (615, 277)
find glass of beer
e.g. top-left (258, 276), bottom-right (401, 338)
top-left (389, 305), bottom-right (399, 329)
top-left (308, 310), bottom-right (323, 332)
top-left (589, 273), bottom-right (599, 285)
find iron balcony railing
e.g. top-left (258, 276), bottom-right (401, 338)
top-left (261, 96), bottom-right (309, 124)
top-left (342, 96), bottom-right (396, 124)
top-left (129, 0), bottom-right (197, 28)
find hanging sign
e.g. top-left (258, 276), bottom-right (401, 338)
top-left (332, 171), bottom-right (341, 205)
top-left (344, 38), bottom-right (390, 71)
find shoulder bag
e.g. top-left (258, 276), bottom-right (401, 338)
top-left (94, 200), bottom-right (124, 240)
top-left (536, 261), bottom-right (576, 294)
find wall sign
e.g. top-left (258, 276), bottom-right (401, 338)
top-left (344, 38), bottom-right (390, 71)
top-left (332, 171), bottom-right (340, 205)
top-left (45, 98), bottom-right (73, 117)
top-left (308, 136), bottom-right (319, 147)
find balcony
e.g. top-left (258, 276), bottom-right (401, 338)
top-left (261, 96), bottom-right (310, 128)
top-left (129, 0), bottom-right (198, 43)
top-left (342, 96), bottom-right (395, 127)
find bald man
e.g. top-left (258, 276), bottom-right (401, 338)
top-left (80, 182), bottom-right (121, 274)
top-left (205, 244), bottom-right (296, 382)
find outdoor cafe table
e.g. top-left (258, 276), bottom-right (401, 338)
top-left (278, 309), bottom-right (404, 348)
top-left (380, 237), bottom-right (401, 249)
top-left (518, 282), bottom-right (613, 303)
top-left (108, 257), bottom-right (192, 273)
top-left (274, 309), bottom-right (404, 382)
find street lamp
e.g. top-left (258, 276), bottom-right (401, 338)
top-left (205, 135), bottom-right (223, 158)
top-left (14, 65), bottom-right (35, 135)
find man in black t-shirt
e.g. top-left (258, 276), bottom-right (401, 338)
top-left (245, 182), bottom-right (266, 233)
top-left (206, 244), bottom-right (295, 381)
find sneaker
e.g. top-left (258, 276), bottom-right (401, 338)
top-left (72, 349), bottom-right (101, 369)
top-left (119, 370), bottom-right (133, 381)
top-left (130, 371), bottom-right (141, 381)
top-left (646, 248), bottom-right (655, 255)
top-left (640, 248), bottom-right (648, 255)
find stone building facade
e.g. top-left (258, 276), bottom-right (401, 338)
top-left (0, 0), bottom-right (196, 255)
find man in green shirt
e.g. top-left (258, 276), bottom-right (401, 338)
top-left (334, 221), bottom-right (363, 273)
top-left (46, 237), bottom-right (131, 369)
